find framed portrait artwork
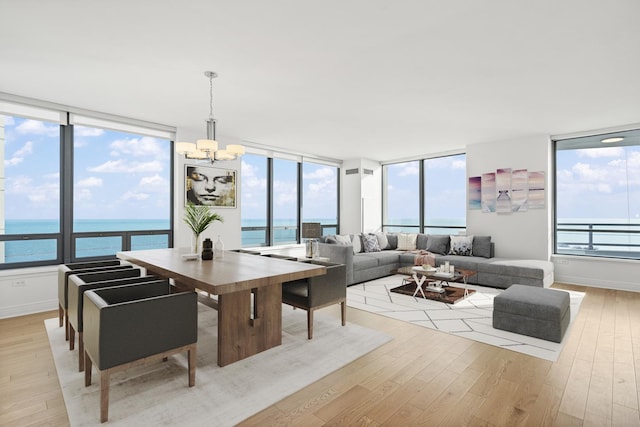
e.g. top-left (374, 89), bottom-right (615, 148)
top-left (185, 164), bottom-right (237, 208)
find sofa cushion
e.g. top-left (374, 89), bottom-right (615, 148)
top-left (426, 235), bottom-right (449, 254)
top-left (397, 233), bottom-right (417, 250)
top-left (472, 236), bottom-right (492, 258)
top-left (352, 255), bottom-right (380, 270)
top-left (335, 234), bottom-right (351, 246)
top-left (416, 234), bottom-right (428, 250)
top-left (362, 233), bottom-right (381, 252)
top-left (386, 233), bottom-right (398, 249)
top-left (351, 234), bottom-right (362, 254)
top-left (375, 232), bottom-right (390, 250)
top-left (449, 235), bottom-right (474, 256)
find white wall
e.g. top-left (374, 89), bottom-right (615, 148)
top-left (174, 128), bottom-right (242, 251)
top-left (466, 135), bottom-right (551, 260)
top-left (339, 158), bottom-right (382, 235)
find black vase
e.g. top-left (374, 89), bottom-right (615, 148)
top-left (201, 238), bottom-right (213, 260)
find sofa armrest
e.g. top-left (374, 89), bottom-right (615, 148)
top-left (317, 243), bottom-right (353, 285)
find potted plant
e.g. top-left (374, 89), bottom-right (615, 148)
top-left (183, 202), bottom-right (224, 254)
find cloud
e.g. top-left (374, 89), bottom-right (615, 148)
top-left (2, 115), bottom-right (15, 125)
top-left (577, 147), bottom-right (625, 158)
top-left (4, 141), bottom-right (33, 166)
top-left (391, 162), bottom-right (419, 176)
top-left (6, 174), bottom-right (59, 203)
top-left (139, 174), bottom-right (165, 187)
top-left (303, 167), bottom-right (335, 180)
top-left (87, 159), bottom-right (163, 173)
top-left (122, 191), bottom-right (150, 201)
top-left (241, 160), bottom-right (267, 190)
top-left (75, 188), bottom-right (93, 201)
top-left (110, 137), bottom-right (165, 158)
top-left (16, 120), bottom-right (59, 137)
top-left (74, 126), bottom-right (105, 137)
top-left (77, 177), bottom-right (103, 187)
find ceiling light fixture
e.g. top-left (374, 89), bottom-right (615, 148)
top-left (601, 137), bottom-right (624, 144)
top-left (176, 71), bottom-right (245, 162)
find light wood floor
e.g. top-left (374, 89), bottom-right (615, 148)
top-left (2, 283), bottom-right (640, 426)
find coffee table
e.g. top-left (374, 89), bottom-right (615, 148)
top-left (394, 266), bottom-right (476, 303)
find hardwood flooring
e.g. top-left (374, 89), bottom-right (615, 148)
top-left (1, 283), bottom-right (640, 426)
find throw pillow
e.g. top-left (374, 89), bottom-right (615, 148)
top-left (352, 234), bottom-right (362, 254)
top-left (449, 235), bottom-right (474, 256)
top-left (335, 234), bottom-right (351, 246)
top-left (416, 234), bottom-right (428, 250)
top-left (397, 233), bottom-right (417, 251)
top-left (325, 236), bottom-right (337, 244)
top-left (375, 232), bottom-right (389, 250)
top-left (426, 234), bottom-right (450, 255)
top-left (362, 233), bottom-right (381, 252)
top-left (472, 235), bottom-right (492, 258)
top-left (386, 233), bottom-right (398, 249)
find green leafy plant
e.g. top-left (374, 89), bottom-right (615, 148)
top-left (183, 202), bottom-right (224, 242)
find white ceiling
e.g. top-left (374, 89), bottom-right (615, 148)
top-left (2, 0), bottom-right (639, 162)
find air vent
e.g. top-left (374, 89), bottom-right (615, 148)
top-left (363, 168), bottom-right (374, 175)
top-left (345, 168), bottom-right (359, 175)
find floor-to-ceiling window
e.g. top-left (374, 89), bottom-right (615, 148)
top-left (240, 152), bottom-right (340, 247)
top-left (0, 99), bottom-right (175, 269)
top-left (302, 161), bottom-right (339, 236)
top-left (424, 154), bottom-right (466, 234)
top-left (382, 154), bottom-right (466, 233)
top-left (383, 160), bottom-right (421, 232)
top-left (555, 128), bottom-right (639, 260)
top-left (71, 118), bottom-right (172, 258)
top-left (1, 112), bottom-right (61, 265)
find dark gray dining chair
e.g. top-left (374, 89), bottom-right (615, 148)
top-left (67, 272), bottom-right (162, 371)
top-left (57, 260), bottom-right (132, 340)
top-left (83, 281), bottom-right (198, 423)
top-left (282, 260), bottom-right (347, 339)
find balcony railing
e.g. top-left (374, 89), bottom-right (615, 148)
top-left (556, 222), bottom-right (640, 260)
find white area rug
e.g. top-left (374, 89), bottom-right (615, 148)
top-left (348, 275), bottom-right (584, 362)
top-left (46, 304), bottom-right (391, 426)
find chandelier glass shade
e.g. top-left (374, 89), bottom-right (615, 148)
top-left (176, 71), bottom-right (245, 162)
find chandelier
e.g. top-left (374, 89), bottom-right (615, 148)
top-left (176, 71), bottom-right (245, 162)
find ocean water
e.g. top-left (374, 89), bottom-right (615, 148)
top-left (2, 219), bottom-right (170, 264)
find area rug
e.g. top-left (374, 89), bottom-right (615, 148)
top-left (348, 275), bottom-right (584, 362)
top-left (45, 304), bottom-right (391, 426)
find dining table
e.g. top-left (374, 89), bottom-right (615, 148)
top-left (117, 248), bottom-right (327, 366)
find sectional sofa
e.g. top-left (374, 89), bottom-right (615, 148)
top-left (318, 232), bottom-right (554, 289)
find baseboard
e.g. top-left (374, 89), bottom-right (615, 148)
top-left (0, 299), bottom-right (58, 319)
top-left (554, 275), bottom-right (639, 293)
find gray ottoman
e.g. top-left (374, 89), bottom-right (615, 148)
top-left (493, 284), bottom-right (570, 343)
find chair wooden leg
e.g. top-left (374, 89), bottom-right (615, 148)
top-left (100, 370), bottom-right (110, 423)
top-left (69, 325), bottom-right (75, 351)
top-left (84, 351), bottom-right (92, 386)
top-left (307, 309), bottom-right (314, 339)
top-left (58, 304), bottom-right (64, 327)
top-left (78, 332), bottom-right (84, 372)
top-left (341, 301), bottom-right (346, 326)
top-left (65, 312), bottom-right (69, 341)
top-left (188, 345), bottom-right (196, 387)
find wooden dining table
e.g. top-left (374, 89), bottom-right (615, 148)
top-left (117, 248), bottom-right (326, 366)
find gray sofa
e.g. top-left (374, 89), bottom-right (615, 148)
top-left (318, 233), bottom-right (554, 289)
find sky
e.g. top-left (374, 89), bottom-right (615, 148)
top-left (385, 154), bottom-right (467, 224)
top-left (556, 145), bottom-right (640, 221)
top-left (240, 154), bottom-right (338, 223)
top-left (2, 115), bottom-right (171, 222)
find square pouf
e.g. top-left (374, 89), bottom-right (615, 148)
top-left (493, 284), bottom-right (570, 343)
